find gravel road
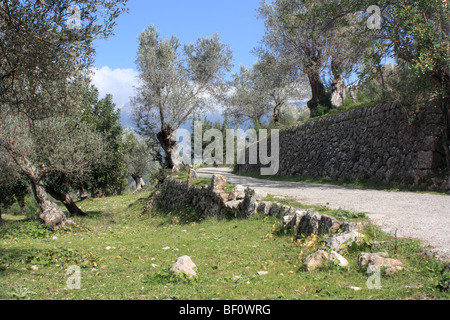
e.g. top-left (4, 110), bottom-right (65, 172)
top-left (197, 167), bottom-right (450, 262)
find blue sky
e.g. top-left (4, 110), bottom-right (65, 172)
top-left (91, 0), bottom-right (268, 111)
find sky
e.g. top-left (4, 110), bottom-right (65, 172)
top-left (91, 0), bottom-right (268, 113)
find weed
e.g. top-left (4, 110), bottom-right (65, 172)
top-left (8, 285), bottom-right (35, 299)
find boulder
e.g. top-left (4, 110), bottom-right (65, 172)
top-left (238, 188), bottom-right (258, 219)
top-left (225, 200), bottom-right (243, 210)
top-left (325, 231), bottom-right (365, 252)
top-left (268, 203), bottom-right (282, 217)
top-left (341, 221), bottom-right (367, 233)
top-left (170, 256), bottom-right (197, 278)
top-left (319, 215), bottom-right (342, 234)
top-left (257, 201), bottom-right (273, 216)
top-left (385, 266), bottom-right (404, 276)
top-left (211, 174), bottom-right (227, 192)
top-left (358, 252), bottom-right (404, 273)
top-left (278, 205), bottom-right (293, 219)
top-left (296, 210), bottom-right (322, 237)
top-left (228, 185), bottom-right (247, 201)
top-left (187, 168), bottom-right (200, 183)
top-left (304, 250), bottom-right (329, 271)
top-left (330, 251), bottom-right (349, 267)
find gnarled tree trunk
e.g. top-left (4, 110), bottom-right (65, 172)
top-left (46, 186), bottom-right (87, 217)
top-left (157, 123), bottom-right (179, 171)
top-left (131, 173), bottom-right (146, 191)
top-left (306, 69), bottom-right (327, 116)
top-left (12, 154), bottom-right (73, 226)
top-left (272, 101), bottom-right (284, 124)
top-left (331, 57), bottom-right (346, 108)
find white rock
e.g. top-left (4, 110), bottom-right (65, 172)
top-left (170, 256), bottom-right (197, 278)
top-left (325, 231), bottom-right (365, 252)
top-left (330, 251), bottom-right (349, 267)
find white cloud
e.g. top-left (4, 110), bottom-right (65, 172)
top-left (91, 66), bottom-right (139, 112)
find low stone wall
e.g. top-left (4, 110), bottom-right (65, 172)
top-left (157, 174), bottom-right (364, 239)
top-left (236, 102), bottom-right (449, 192)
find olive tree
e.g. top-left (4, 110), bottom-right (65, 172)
top-left (122, 129), bottom-right (156, 191)
top-left (133, 25), bottom-right (233, 171)
top-left (226, 53), bottom-right (308, 125)
top-left (0, 0), bottom-right (128, 226)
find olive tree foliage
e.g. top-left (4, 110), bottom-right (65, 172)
top-left (122, 129), bottom-right (156, 191)
top-left (256, 0), bottom-right (371, 115)
top-left (320, 0), bottom-right (449, 165)
top-left (0, 0), bottom-right (128, 226)
top-left (257, 0), bottom-right (331, 116)
top-left (79, 87), bottom-right (126, 196)
top-left (223, 65), bottom-right (272, 127)
top-left (0, 151), bottom-right (29, 222)
top-left (133, 25), bottom-right (233, 171)
top-left (224, 53), bottom-right (309, 127)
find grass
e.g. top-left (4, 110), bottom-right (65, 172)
top-left (172, 167), bottom-right (236, 193)
top-left (0, 188), bottom-right (449, 300)
top-left (261, 194), bottom-right (368, 222)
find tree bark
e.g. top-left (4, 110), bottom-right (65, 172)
top-left (17, 194), bottom-right (25, 215)
top-left (272, 101), bottom-right (283, 123)
top-left (306, 69), bottom-right (327, 116)
top-left (131, 173), bottom-right (145, 191)
top-left (30, 179), bottom-right (73, 226)
top-left (10, 154), bottom-right (73, 226)
top-left (330, 57), bottom-right (346, 108)
top-left (157, 123), bottom-right (179, 171)
top-left (46, 186), bottom-right (87, 217)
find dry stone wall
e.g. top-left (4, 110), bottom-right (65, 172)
top-left (236, 102), bottom-right (449, 192)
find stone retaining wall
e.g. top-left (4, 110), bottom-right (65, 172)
top-left (236, 102), bottom-right (449, 192)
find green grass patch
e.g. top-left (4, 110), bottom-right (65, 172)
top-left (0, 188), bottom-right (448, 300)
top-left (262, 194), bottom-right (368, 222)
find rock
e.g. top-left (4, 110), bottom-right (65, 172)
top-left (253, 190), bottom-right (268, 201)
top-left (319, 215), bottom-right (342, 234)
top-left (268, 203), bottom-right (282, 217)
top-left (225, 200), bottom-right (243, 210)
top-left (330, 251), bottom-right (349, 267)
top-left (257, 201), bottom-right (273, 216)
top-left (278, 205), bottom-right (293, 219)
top-left (170, 256), bottom-right (197, 278)
top-left (385, 266), bottom-right (404, 276)
top-left (283, 210), bottom-right (307, 230)
top-left (358, 252), bottom-right (404, 273)
top-left (228, 185), bottom-right (247, 201)
top-left (325, 231), bottom-right (365, 252)
top-left (297, 210), bottom-right (322, 237)
top-left (187, 169), bottom-right (200, 183)
top-left (341, 221), bottom-right (367, 233)
top-left (211, 174), bottom-right (227, 192)
top-left (304, 250), bottom-right (329, 271)
top-left (238, 188), bottom-right (258, 219)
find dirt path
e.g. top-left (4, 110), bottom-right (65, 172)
top-left (197, 167), bottom-right (450, 262)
